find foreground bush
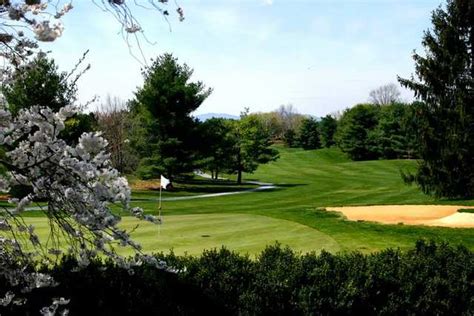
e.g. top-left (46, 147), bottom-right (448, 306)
top-left (2, 240), bottom-right (474, 315)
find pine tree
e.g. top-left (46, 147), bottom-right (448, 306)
top-left (298, 117), bottom-right (321, 150)
top-left (335, 104), bottom-right (380, 161)
top-left (398, 0), bottom-right (474, 198)
top-left (130, 54), bottom-right (212, 179)
top-left (319, 115), bottom-right (338, 148)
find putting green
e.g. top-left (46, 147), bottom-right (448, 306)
top-left (22, 214), bottom-right (340, 256)
top-left (130, 213), bottom-right (340, 255)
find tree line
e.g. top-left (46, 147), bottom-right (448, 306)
top-left (2, 0), bottom-right (472, 199)
top-left (248, 100), bottom-right (418, 162)
top-left (22, 48), bottom-right (411, 185)
top-left (0, 51), bottom-right (463, 197)
top-left (0, 53), bottom-right (278, 185)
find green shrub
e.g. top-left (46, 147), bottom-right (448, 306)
top-left (2, 241), bottom-right (474, 315)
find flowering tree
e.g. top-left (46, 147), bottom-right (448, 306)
top-left (0, 0), bottom-right (183, 313)
top-left (0, 104), bottom-right (162, 312)
top-left (0, 0), bottom-right (184, 64)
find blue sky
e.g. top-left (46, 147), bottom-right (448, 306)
top-left (42, 0), bottom-right (443, 116)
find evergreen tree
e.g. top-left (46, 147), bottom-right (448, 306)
top-left (2, 55), bottom-right (75, 115)
top-left (335, 104), bottom-right (381, 160)
top-left (375, 103), bottom-right (417, 159)
top-left (298, 117), bottom-right (321, 150)
top-left (130, 54), bottom-right (212, 179)
top-left (319, 115), bottom-right (338, 148)
top-left (398, 0), bottom-right (474, 197)
top-left (1, 54), bottom-right (96, 145)
top-left (283, 129), bottom-right (298, 148)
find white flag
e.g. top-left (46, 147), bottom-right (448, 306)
top-left (160, 175), bottom-right (170, 190)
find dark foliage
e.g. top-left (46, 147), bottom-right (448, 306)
top-left (319, 115), bottom-right (337, 148)
top-left (335, 103), bottom-right (419, 161)
top-left (375, 103), bottom-right (418, 159)
top-left (3, 241), bottom-right (474, 315)
top-left (129, 53), bottom-right (212, 179)
top-left (59, 113), bottom-right (99, 145)
top-left (2, 55), bottom-right (76, 116)
top-left (228, 114), bottom-right (279, 184)
top-left (335, 104), bottom-right (381, 160)
top-left (196, 118), bottom-right (236, 180)
top-left (398, 0), bottom-right (474, 198)
top-left (283, 129), bottom-right (298, 148)
top-left (298, 118), bottom-right (321, 150)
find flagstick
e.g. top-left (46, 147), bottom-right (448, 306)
top-left (159, 184), bottom-right (162, 222)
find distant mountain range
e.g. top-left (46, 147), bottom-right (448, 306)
top-left (195, 113), bottom-right (239, 121)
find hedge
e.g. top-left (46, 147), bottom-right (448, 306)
top-left (2, 240), bottom-right (474, 315)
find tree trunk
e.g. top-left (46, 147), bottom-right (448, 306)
top-left (237, 169), bottom-right (242, 185)
top-left (237, 151), bottom-right (242, 184)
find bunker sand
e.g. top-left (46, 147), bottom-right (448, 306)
top-left (326, 205), bottom-right (474, 228)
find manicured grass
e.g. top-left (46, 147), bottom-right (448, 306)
top-left (126, 147), bottom-right (474, 253)
top-left (17, 146), bottom-right (474, 254)
top-left (17, 214), bottom-right (340, 256)
top-left (131, 213), bottom-right (340, 256)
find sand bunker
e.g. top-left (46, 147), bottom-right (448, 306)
top-left (326, 205), bottom-right (474, 228)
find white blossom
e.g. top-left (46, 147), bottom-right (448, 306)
top-left (53, 297), bottom-right (70, 305)
top-left (0, 0), bottom-right (184, 310)
top-left (0, 178), bottom-right (9, 192)
top-left (8, 7), bottom-right (22, 20)
top-left (13, 195), bottom-right (32, 213)
top-left (0, 104), bottom-right (160, 310)
top-left (54, 3), bottom-right (73, 19)
top-left (0, 291), bottom-right (15, 306)
top-left (57, 105), bottom-right (76, 121)
top-left (125, 24), bottom-right (141, 33)
top-left (33, 21), bottom-right (64, 42)
top-left (0, 220), bottom-right (10, 231)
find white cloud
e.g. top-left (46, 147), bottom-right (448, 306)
top-left (263, 0), bottom-right (273, 6)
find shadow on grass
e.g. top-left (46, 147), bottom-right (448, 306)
top-left (170, 185), bottom-right (256, 194)
top-left (137, 178), bottom-right (261, 195)
top-left (178, 178), bottom-right (239, 186)
top-left (143, 182), bottom-right (308, 195)
top-left (434, 196), bottom-right (474, 206)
